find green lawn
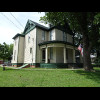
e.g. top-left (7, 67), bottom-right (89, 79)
top-left (0, 67), bottom-right (100, 87)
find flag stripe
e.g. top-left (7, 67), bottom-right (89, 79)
top-left (78, 44), bottom-right (83, 56)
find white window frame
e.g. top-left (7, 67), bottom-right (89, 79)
top-left (50, 31), bottom-right (53, 41)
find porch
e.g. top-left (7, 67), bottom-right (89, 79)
top-left (38, 41), bottom-right (77, 67)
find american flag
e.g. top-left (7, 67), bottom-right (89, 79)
top-left (78, 44), bottom-right (83, 56)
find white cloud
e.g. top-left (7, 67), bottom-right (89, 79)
top-left (0, 26), bottom-right (17, 44)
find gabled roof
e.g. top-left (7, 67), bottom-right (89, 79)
top-left (12, 33), bottom-right (24, 39)
top-left (22, 19), bottom-right (74, 35)
top-left (13, 19), bottom-right (74, 39)
top-left (30, 20), bottom-right (49, 30)
top-left (23, 19), bottom-right (49, 35)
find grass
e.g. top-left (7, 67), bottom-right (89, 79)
top-left (0, 67), bottom-right (100, 87)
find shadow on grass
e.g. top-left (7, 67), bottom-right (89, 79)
top-left (74, 68), bottom-right (100, 84)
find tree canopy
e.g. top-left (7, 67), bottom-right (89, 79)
top-left (0, 42), bottom-right (13, 62)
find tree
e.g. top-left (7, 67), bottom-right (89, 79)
top-left (40, 12), bottom-right (100, 71)
top-left (0, 42), bottom-right (13, 62)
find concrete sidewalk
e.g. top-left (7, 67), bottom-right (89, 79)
top-left (0, 65), bottom-right (83, 70)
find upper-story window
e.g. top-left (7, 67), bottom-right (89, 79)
top-left (28, 33), bottom-right (30, 43)
top-left (42, 31), bottom-right (45, 40)
top-left (50, 30), bottom-right (53, 41)
top-left (63, 32), bottom-right (67, 41)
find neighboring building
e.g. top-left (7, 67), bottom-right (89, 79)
top-left (90, 53), bottom-right (97, 64)
top-left (11, 19), bottom-right (83, 68)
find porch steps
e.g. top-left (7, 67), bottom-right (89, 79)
top-left (16, 64), bottom-right (29, 69)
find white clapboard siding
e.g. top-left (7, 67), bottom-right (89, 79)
top-left (24, 28), bottom-right (36, 63)
top-left (12, 37), bottom-right (19, 63)
top-left (17, 36), bottom-right (25, 63)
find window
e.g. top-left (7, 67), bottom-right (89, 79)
top-left (28, 33), bottom-right (30, 43)
top-left (30, 48), bottom-right (32, 54)
top-left (50, 31), bottom-right (53, 41)
top-left (63, 32), bottom-right (67, 41)
top-left (50, 48), bottom-right (53, 59)
top-left (42, 31), bottom-right (45, 40)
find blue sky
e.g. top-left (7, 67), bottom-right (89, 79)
top-left (0, 12), bottom-right (47, 44)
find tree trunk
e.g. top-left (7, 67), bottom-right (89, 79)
top-left (83, 33), bottom-right (93, 71)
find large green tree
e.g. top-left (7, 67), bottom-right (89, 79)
top-left (40, 12), bottom-right (100, 71)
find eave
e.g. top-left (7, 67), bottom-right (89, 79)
top-left (38, 40), bottom-right (76, 47)
top-left (12, 33), bottom-right (25, 39)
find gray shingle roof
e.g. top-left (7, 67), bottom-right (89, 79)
top-left (13, 19), bottom-right (74, 39)
top-left (29, 20), bottom-right (49, 30)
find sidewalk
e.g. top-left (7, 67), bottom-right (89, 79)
top-left (0, 65), bottom-right (83, 70)
top-left (0, 65), bottom-right (19, 69)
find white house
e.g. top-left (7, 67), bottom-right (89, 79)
top-left (11, 19), bottom-right (83, 68)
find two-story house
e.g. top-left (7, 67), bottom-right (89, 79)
top-left (12, 19), bottom-right (82, 68)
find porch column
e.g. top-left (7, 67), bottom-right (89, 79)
top-left (45, 47), bottom-right (48, 63)
top-left (73, 49), bottom-right (76, 63)
top-left (64, 46), bottom-right (67, 63)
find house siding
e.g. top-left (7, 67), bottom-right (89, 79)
top-left (12, 37), bottom-right (19, 63)
top-left (12, 20), bottom-right (81, 68)
top-left (17, 36), bottom-right (25, 63)
top-left (55, 28), bottom-right (73, 44)
top-left (55, 29), bottom-right (63, 41)
top-left (36, 28), bottom-right (48, 63)
top-left (56, 47), bottom-right (64, 63)
top-left (67, 34), bottom-right (73, 44)
top-left (24, 28), bottom-right (36, 63)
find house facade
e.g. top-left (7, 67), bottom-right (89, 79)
top-left (12, 19), bottom-right (83, 68)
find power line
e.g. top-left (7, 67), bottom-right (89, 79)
top-left (0, 12), bottom-right (22, 31)
top-left (10, 12), bottom-right (24, 28)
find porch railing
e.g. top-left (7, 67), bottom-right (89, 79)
top-left (40, 63), bottom-right (83, 68)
